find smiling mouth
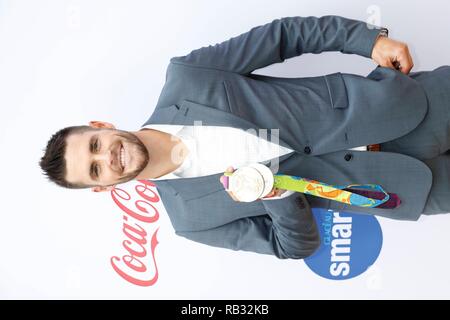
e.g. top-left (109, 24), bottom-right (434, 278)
top-left (119, 144), bottom-right (125, 172)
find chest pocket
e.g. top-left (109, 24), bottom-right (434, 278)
top-left (323, 72), bottom-right (349, 109)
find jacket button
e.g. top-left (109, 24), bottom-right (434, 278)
top-left (304, 146), bottom-right (312, 154)
top-left (344, 153), bottom-right (353, 161)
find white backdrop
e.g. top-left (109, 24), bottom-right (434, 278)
top-left (1, 0), bottom-right (450, 299)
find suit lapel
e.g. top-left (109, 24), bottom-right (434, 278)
top-left (147, 100), bottom-right (247, 127)
top-left (147, 100), bottom-right (294, 149)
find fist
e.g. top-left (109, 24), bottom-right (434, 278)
top-left (371, 36), bottom-right (414, 74)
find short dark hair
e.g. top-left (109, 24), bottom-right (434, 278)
top-left (39, 125), bottom-right (95, 189)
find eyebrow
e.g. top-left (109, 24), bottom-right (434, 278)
top-left (89, 135), bottom-right (98, 181)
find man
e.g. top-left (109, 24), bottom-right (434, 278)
top-left (39, 16), bottom-right (450, 260)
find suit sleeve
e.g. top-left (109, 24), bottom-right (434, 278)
top-left (170, 15), bottom-right (383, 75)
top-left (176, 193), bottom-right (320, 259)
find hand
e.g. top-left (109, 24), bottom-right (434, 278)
top-left (219, 166), bottom-right (287, 202)
top-left (371, 36), bottom-right (414, 74)
top-left (219, 166), bottom-right (240, 201)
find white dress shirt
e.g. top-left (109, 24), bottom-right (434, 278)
top-left (140, 124), bottom-right (366, 200)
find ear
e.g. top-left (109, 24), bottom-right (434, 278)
top-left (89, 121), bottom-right (116, 129)
top-left (91, 185), bottom-right (115, 193)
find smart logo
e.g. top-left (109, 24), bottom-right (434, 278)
top-left (304, 208), bottom-right (383, 280)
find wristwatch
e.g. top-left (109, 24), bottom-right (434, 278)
top-left (379, 27), bottom-right (389, 38)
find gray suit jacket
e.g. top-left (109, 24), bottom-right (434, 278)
top-left (142, 16), bottom-right (432, 259)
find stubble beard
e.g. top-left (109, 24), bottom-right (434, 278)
top-left (114, 130), bottom-right (150, 184)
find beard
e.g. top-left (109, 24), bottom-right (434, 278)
top-left (113, 129), bottom-right (150, 184)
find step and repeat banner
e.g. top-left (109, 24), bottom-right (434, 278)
top-left (108, 180), bottom-right (384, 286)
top-left (93, 179), bottom-right (449, 299)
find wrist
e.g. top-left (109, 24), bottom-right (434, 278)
top-left (262, 188), bottom-right (287, 199)
top-left (371, 27), bottom-right (389, 59)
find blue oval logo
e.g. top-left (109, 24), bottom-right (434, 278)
top-left (304, 208), bottom-right (383, 280)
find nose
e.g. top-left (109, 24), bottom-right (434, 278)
top-left (93, 149), bottom-right (114, 167)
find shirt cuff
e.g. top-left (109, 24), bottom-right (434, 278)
top-left (262, 190), bottom-right (295, 201)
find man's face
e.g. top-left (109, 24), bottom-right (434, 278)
top-left (64, 128), bottom-right (149, 188)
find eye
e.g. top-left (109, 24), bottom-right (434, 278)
top-left (94, 139), bottom-right (100, 152)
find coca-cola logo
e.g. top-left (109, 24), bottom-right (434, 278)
top-left (109, 180), bottom-right (161, 286)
